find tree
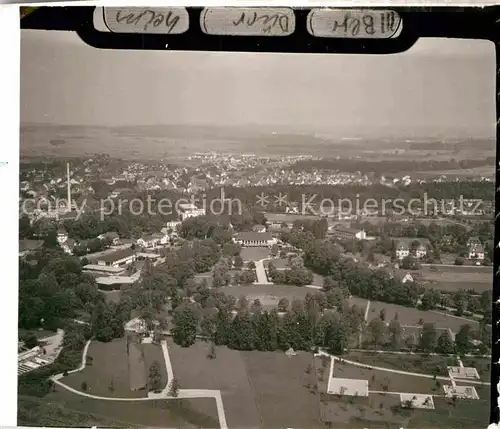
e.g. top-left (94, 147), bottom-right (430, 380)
top-left (172, 304), bottom-right (199, 347)
top-left (419, 323), bottom-right (438, 353)
top-left (207, 342), bottom-right (216, 359)
top-left (421, 289), bottom-right (441, 311)
top-left (379, 309), bottom-right (386, 322)
top-left (277, 298), bottom-right (289, 312)
top-left (453, 290), bottom-right (468, 316)
top-left (454, 257), bottom-right (465, 266)
top-left (368, 318), bottom-right (386, 347)
top-left (251, 299), bottom-right (263, 313)
top-left (436, 330), bottom-right (455, 354)
top-left (270, 244), bottom-right (279, 257)
top-left (247, 261), bottom-right (256, 270)
top-left (148, 361), bottom-right (162, 391)
top-left (455, 324), bottom-right (472, 355)
top-left (388, 317), bottom-right (402, 348)
top-left (21, 332), bottom-right (39, 349)
top-left (168, 378), bottom-right (180, 397)
top-left (234, 255), bottom-right (244, 269)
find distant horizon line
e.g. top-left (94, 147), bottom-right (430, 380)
top-left (20, 121), bottom-right (494, 140)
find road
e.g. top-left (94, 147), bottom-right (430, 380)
top-left (51, 339), bottom-right (228, 429)
top-left (254, 259), bottom-right (272, 285)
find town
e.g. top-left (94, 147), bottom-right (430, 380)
top-left (18, 24), bottom-right (495, 429)
top-left (18, 151), bottom-right (493, 429)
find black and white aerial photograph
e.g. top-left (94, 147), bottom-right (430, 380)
top-left (18, 7), bottom-right (496, 429)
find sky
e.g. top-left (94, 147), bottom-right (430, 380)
top-left (20, 27), bottom-right (496, 138)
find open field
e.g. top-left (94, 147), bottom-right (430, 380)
top-left (366, 300), bottom-right (479, 333)
top-left (240, 247), bottom-right (270, 261)
top-left (63, 337), bottom-right (144, 398)
top-left (344, 351), bottom-right (458, 377)
top-left (405, 395), bottom-right (490, 428)
top-left (26, 387), bottom-right (220, 428)
top-left (168, 339), bottom-right (323, 428)
top-left (263, 258), bottom-right (289, 269)
top-left (241, 350), bottom-right (322, 428)
top-left (18, 395), bottom-right (141, 428)
top-left (63, 337), bottom-right (167, 398)
top-left (218, 284), bottom-right (314, 308)
top-left (332, 360), bottom-right (439, 395)
top-left (421, 265), bottom-right (492, 293)
top-left (167, 339), bottom-right (261, 428)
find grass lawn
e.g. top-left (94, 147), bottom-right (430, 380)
top-left (332, 361), bottom-right (439, 395)
top-left (319, 392), bottom-right (407, 428)
top-left (63, 337), bottom-right (146, 398)
top-left (460, 357), bottom-right (492, 382)
top-left (35, 387), bottom-right (220, 428)
top-left (241, 247), bottom-right (270, 261)
top-left (422, 281), bottom-right (491, 294)
top-left (367, 300), bottom-right (479, 333)
top-left (263, 258), bottom-right (289, 269)
top-left (241, 350), bottom-right (322, 428)
top-left (311, 354), bottom-right (488, 428)
top-left (18, 394), bottom-right (140, 428)
top-left (167, 339), bottom-right (261, 428)
top-left (143, 343), bottom-right (168, 390)
top-left (406, 395), bottom-right (489, 428)
top-left (344, 351), bottom-right (457, 377)
top-left (219, 284), bottom-right (314, 309)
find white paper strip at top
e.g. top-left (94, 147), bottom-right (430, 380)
top-left (307, 9), bottom-right (401, 39)
top-left (103, 7), bottom-right (189, 34)
top-left (200, 8), bottom-right (295, 36)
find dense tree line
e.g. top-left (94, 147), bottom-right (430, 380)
top-left (18, 322), bottom-right (91, 397)
top-left (170, 287), bottom-right (365, 354)
top-left (19, 248), bottom-right (104, 330)
top-left (303, 241), bottom-right (420, 307)
top-left (364, 310), bottom-right (490, 355)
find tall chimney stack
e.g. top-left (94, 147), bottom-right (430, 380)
top-left (66, 162), bottom-right (72, 212)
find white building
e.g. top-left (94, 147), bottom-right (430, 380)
top-left (177, 203), bottom-right (206, 221)
top-left (396, 244), bottom-right (410, 260)
top-left (468, 245), bottom-right (485, 260)
top-left (233, 232), bottom-right (277, 247)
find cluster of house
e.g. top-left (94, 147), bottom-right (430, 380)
top-left (395, 238), bottom-right (430, 260)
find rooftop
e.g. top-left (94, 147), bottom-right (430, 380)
top-left (95, 247), bottom-right (136, 264)
top-left (235, 232), bottom-right (273, 241)
top-left (96, 276), bottom-right (137, 286)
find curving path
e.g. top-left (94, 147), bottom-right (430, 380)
top-left (51, 339), bottom-right (228, 429)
